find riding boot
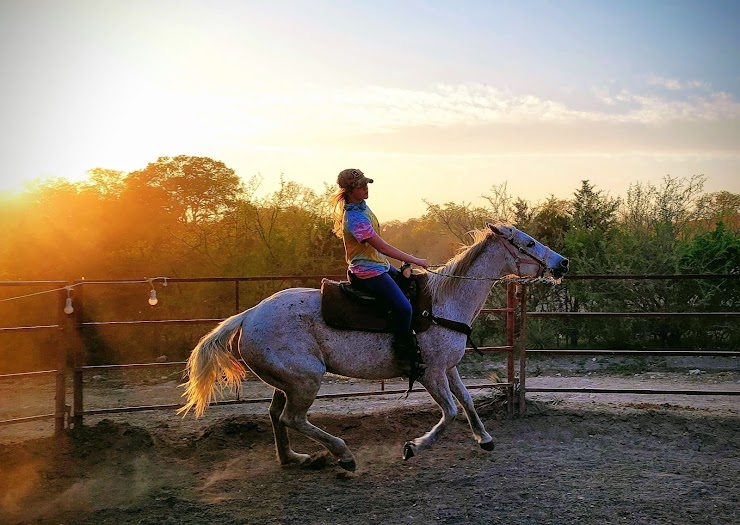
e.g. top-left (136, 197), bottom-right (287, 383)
top-left (392, 331), bottom-right (426, 392)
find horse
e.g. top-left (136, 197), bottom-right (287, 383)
top-left (179, 223), bottom-right (568, 471)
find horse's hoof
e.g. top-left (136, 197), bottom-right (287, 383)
top-left (289, 453), bottom-right (313, 465)
top-left (403, 442), bottom-right (415, 460)
top-left (479, 440), bottom-right (495, 452)
top-left (338, 458), bottom-right (357, 472)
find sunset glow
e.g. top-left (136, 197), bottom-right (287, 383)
top-left (1, 0), bottom-right (738, 219)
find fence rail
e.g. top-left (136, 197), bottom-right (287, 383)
top-left (518, 274), bottom-right (740, 406)
top-left (0, 276), bottom-right (520, 430)
top-left (1, 274), bottom-right (738, 433)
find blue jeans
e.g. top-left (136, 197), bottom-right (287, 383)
top-left (359, 267), bottom-right (412, 337)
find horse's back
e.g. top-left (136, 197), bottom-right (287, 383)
top-left (246, 287), bottom-right (322, 335)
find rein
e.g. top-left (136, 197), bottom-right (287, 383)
top-left (424, 267), bottom-right (560, 285)
top-left (421, 267), bottom-right (557, 354)
top-left (418, 234), bottom-right (560, 352)
top-left (424, 234), bottom-right (561, 285)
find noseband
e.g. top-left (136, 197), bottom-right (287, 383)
top-left (497, 233), bottom-right (551, 278)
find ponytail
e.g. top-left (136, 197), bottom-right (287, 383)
top-left (329, 187), bottom-right (347, 238)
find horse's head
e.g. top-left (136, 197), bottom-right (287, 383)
top-left (488, 223), bottom-right (569, 280)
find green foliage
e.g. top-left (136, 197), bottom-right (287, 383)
top-left (681, 221), bottom-right (740, 275)
top-left (0, 160), bottom-right (737, 372)
top-left (563, 180), bottom-right (620, 273)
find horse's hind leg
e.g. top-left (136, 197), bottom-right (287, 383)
top-left (280, 381), bottom-right (357, 471)
top-left (447, 366), bottom-right (494, 451)
top-left (269, 389), bottom-right (311, 466)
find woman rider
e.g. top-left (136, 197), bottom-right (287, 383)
top-left (330, 168), bottom-right (428, 383)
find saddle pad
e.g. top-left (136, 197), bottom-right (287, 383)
top-left (320, 273), bottom-right (434, 334)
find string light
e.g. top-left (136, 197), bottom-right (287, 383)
top-left (0, 276), bottom-right (171, 307)
top-left (63, 287), bottom-right (74, 315)
top-left (148, 289), bottom-right (158, 306)
top-left (148, 279), bottom-right (159, 306)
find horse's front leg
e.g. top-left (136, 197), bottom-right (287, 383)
top-left (446, 366), bottom-right (494, 451)
top-left (403, 367), bottom-right (458, 460)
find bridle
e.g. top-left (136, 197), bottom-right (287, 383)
top-left (425, 232), bottom-right (558, 284)
top-left (420, 231), bottom-right (558, 353)
top-left (497, 231), bottom-right (552, 278)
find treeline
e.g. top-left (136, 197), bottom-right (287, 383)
top-left (0, 155), bottom-right (738, 371)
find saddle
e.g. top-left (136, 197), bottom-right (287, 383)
top-left (320, 267), bottom-right (434, 334)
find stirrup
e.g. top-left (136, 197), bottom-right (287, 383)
top-left (395, 332), bottom-right (425, 396)
top-left (404, 361), bottom-right (426, 396)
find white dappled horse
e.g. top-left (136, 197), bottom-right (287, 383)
top-left (180, 223), bottom-right (569, 471)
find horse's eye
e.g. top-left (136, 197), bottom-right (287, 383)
top-left (527, 240), bottom-right (536, 248)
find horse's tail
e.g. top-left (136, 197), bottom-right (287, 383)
top-left (178, 310), bottom-right (249, 418)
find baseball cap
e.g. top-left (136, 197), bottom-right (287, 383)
top-left (337, 168), bottom-right (374, 190)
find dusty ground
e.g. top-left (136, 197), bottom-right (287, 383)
top-left (1, 357), bottom-right (739, 525)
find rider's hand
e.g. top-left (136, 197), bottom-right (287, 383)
top-left (413, 257), bottom-right (429, 268)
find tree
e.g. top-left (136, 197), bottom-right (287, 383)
top-left (238, 175), bottom-right (344, 275)
top-left (695, 191), bottom-right (740, 231)
top-left (569, 180), bottom-right (620, 232)
top-left (83, 168), bottom-right (125, 197)
top-left (680, 220), bottom-right (740, 309)
top-left (422, 201), bottom-right (490, 242)
top-left (481, 182), bottom-right (516, 224)
top-left (513, 198), bottom-right (534, 231)
top-left (616, 174), bottom-right (706, 274)
top-left (564, 180), bottom-right (620, 273)
top-left (122, 156), bottom-right (245, 275)
top-left (528, 196), bottom-right (570, 251)
top-left (126, 156), bottom-right (243, 225)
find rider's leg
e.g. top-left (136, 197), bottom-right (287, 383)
top-left (361, 270), bottom-right (425, 385)
top-left (361, 269), bottom-right (412, 335)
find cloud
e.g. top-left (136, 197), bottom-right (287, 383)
top-left (604, 90), bottom-right (740, 124)
top-left (237, 82), bottom-right (740, 138)
top-left (645, 75), bottom-right (712, 92)
top-left (646, 75), bottom-right (683, 90)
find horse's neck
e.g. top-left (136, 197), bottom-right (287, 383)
top-left (433, 246), bottom-right (507, 324)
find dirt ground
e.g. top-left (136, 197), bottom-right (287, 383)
top-left (1, 358), bottom-right (739, 525)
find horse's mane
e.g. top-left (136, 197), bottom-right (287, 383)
top-left (425, 228), bottom-right (497, 302)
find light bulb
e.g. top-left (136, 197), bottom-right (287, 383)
top-left (64, 297), bottom-right (74, 315)
top-left (148, 289), bottom-right (158, 306)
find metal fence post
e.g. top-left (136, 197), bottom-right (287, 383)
top-left (517, 284), bottom-right (528, 416)
top-left (506, 283), bottom-right (516, 415)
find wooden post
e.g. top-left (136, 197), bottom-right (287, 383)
top-left (506, 283), bottom-right (516, 415)
top-left (517, 284), bottom-right (528, 416)
top-left (72, 281), bottom-right (85, 428)
top-left (55, 287), bottom-right (69, 434)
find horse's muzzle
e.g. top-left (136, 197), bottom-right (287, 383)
top-left (552, 259), bottom-right (569, 279)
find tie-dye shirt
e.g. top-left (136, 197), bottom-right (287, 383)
top-left (342, 200), bottom-right (390, 278)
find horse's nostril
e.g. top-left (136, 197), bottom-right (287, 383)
top-left (560, 259), bottom-right (569, 269)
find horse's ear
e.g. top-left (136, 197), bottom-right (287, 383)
top-left (487, 222), bottom-right (504, 236)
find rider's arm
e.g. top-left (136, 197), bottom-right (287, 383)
top-left (365, 234), bottom-right (428, 268)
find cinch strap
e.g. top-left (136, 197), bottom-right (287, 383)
top-left (421, 311), bottom-right (482, 355)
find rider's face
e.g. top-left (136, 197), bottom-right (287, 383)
top-left (347, 183), bottom-right (369, 203)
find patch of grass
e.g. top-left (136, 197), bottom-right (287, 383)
top-left (603, 358), bottom-right (650, 375)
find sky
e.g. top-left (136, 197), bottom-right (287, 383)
top-left (1, 0), bottom-right (739, 220)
